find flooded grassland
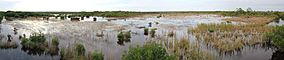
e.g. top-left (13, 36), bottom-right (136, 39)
top-left (0, 14), bottom-right (283, 60)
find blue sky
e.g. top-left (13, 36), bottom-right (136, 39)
top-left (0, 0), bottom-right (284, 11)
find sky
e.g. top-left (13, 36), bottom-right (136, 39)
top-left (0, 0), bottom-right (284, 11)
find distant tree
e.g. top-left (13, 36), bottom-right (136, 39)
top-left (246, 8), bottom-right (253, 13)
top-left (236, 8), bottom-right (245, 14)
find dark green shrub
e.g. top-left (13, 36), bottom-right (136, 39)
top-left (20, 32), bottom-right (50, 55)
top-left (144, 28), bottom-right (149, 35)
top-left (118, 32), bottom-right (124, 41)
top-left (117, 31), bottom-right (131, 41)
top-left (3, 11), bottom-right (53, 18)
top-left (267, 25), bottom-right (284, 49)
top-left (21, 32), bottom-right (46, 46)
top-left (20, 33), bottom-right (60, 55)
top-left (124, 31), bottom-right (131, 40)
top-left (29, 33), bottom-right (46, 44)
top-left (117, 31), bottom-right (131, 45)
top-left (122, 43), bottom-right (176, 60)
top-left (75, 43), bottom-right (85, 56)
top-left (150, 28), bottom-right (157, 37)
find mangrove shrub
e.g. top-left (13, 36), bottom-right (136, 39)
top-left (267, 25), bottom-right (284, 49)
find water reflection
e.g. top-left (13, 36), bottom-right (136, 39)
top-left (21, 47), bottom-right (59, 56)
top-left (268, 19), bottom-right (284, 26)
top-left (0, 25), bottom-right (59, 60)
top-left (220, 42), bottom-right (277, 60)
top-left (21, 46), bottom-right (46, 55)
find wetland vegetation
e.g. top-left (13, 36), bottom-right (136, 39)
top-left (0, 8), bottom-right (284, 60)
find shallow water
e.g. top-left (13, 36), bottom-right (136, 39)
top-left (0, 15), bottom-right (280, 60)
top-left (268, 19), bottom-right (284, 26)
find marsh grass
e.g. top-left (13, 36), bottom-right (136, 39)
top-left (60, 44), bottom-right (104, 60)
top-left (122, 43), bottom-right (176, 60)
top-left (224, 17), bottom-right (274, 24)
top-left (192, 23), bottom-right (272, 52)
top-left (150, 28), bottom-right (157, 37)
top-left (0, 41), bottom-right (18, 49)
top-left (75, 43), bottom-right (85, 56)
top-left (164, 37), bottom-right (218, 60)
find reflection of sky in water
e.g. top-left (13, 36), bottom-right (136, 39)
top-left (111, 15), bottom-right (226, 27)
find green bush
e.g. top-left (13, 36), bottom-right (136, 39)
top-left (150, 28), bottom-right (157, 37)
top-left (122, 43), bottom-right (176, 60)
top-left (75, 43), bottom-right (86, 56)
top-left (124, 31), bottom-right (131, 39)
top-left (21, 32), bottom-right (46, 46)
top-left (20, 32), bottom-right (52, 55)
top-left (29, 33), bottom-right (46, 43)
top-left (20, 33), bottom-right (60, 55)
top-left (267, 25), bottom-right (284, 49)
top-left (144, 28), bottom-right (149, 35)
top-left (118, 32), bottom-right (124, 41)
top-left (117, 31), bottom-right (131, 42)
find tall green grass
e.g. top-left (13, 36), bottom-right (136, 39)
top-left (122, 43), bottom-right (176, 60)
top-left (60, 44), bottom-right (104, 60)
